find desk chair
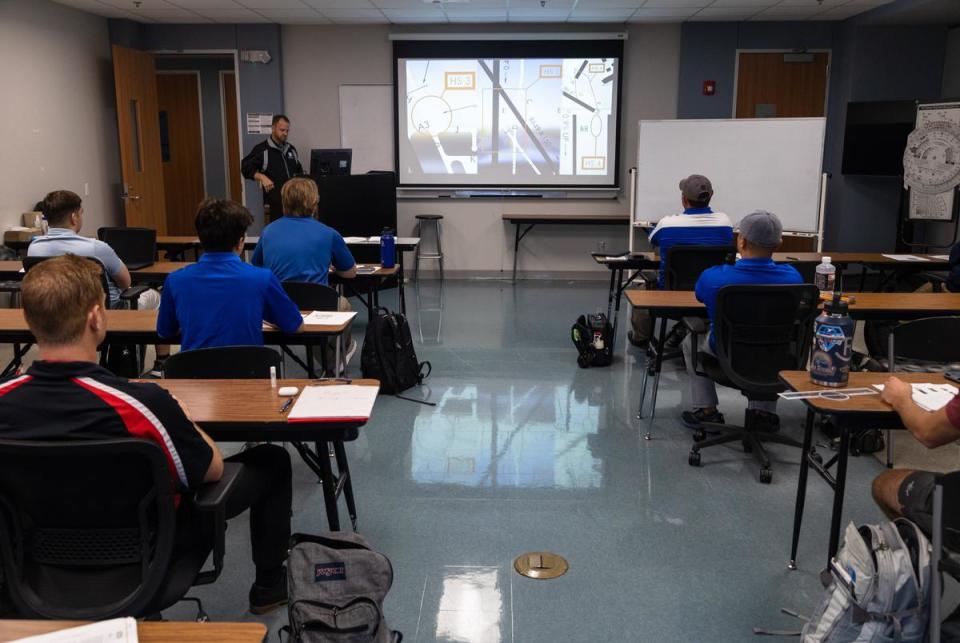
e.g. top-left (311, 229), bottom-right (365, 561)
top-left (22, 255), bottom-right (149, 308)
top-left (687, 284), bottom-right (819, 483)
top-left (885, 317), bottom-right (960, 468)
top-left (282, 281), bottom-right (343, 376)
top-left (637, 244), bottom-right (736, 421)
top-left (97, 227), bottom-right (157, 270)
top-left (0, 438), bottom-right (241, 620)
top-left (929, 470), bottom-right (960, 643)
top-left (162, 346), bottom-right (357, 532)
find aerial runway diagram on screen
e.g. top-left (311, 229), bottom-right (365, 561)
top-left (397, 57), bottom-right (619, 188)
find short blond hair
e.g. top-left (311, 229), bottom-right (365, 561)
top-left (22, 255), bottom-right (104, 346)
top-left (281, 177), bottom-right (319, 218)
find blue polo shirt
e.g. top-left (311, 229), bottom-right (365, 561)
top-left (648, 208), bottom-right (734, 288)
top-left (695, 257), bottom-right (804, 351)
top-left (157, 252), bottom-right (303, 351)
top-left (251, 216), bottom-right (355, 286)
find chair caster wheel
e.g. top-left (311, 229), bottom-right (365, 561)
top-left (693, 430), bottom-right (706, 443)
top-left (742, 439), bottom-right (753, 453)
top-left (688, 451), bottom-right (701, 467)
top-left (810, 450), bottom-right (823, 465)
top-left (759, 469), bottom-right (772, 484)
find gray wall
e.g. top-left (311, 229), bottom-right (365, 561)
top-left (0, 0), bottom-right (122, 232)
top-left (155, 56), bottom-right (236, 200)
top-left (283, 23), bottom-right (681, 278)
top-left (944, 27), bottom-right (960, 99)
top-left (109, 21), bottom-right (285, 232)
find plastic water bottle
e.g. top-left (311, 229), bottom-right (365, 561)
top-left (380, 228), bottom-right (396, 269)
top-left (810, 293), bottom-right (854, 387)
top-left (815, 256), bottom-right (836, 294)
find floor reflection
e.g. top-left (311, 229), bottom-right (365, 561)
top-left (414, 281), bottom-right (444, 345)
top-left (433, 566), bottom-right (504, 643)
top-left (411, 381), bottom-right (603, 489)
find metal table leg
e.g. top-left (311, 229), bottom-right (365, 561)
top-left (333, 441), bottom-right (357, 530)
top-left (512, 224), bottom-right (534, 284)
top-left (828, 423), bottom-right (852, 561)
top-left (789, 408), bottom-right (816, 570)
top-left (644, 316), bottom-right (668, 441)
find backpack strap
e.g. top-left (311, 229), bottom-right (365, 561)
top-left (371, 310), bottom-right (398, 393)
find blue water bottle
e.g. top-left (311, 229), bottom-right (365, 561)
top-left (380, 228), bottom-right (396, 269)
top-left (810, 293), bottom-right (854, 387)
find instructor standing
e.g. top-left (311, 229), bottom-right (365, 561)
top-left (241, 114), bottom-right (303, 222)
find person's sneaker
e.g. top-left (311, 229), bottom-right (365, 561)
top-left (752, 410), bottom-right (781, 433)
top-left (249, 571), bottom-right (288, 615)
top-left (681, 408), bottom-right (725, 430)
top-left (627, 330), bottom-right (648, 348)
top-left (142, 359), bottom-right (166, 379)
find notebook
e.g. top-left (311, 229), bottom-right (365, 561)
top-left (287, 384), bottom-right (379, 423)
top-left (873, 383), bottom-right (958, 412)
top-left (12, 618), bottom-right (138, 642)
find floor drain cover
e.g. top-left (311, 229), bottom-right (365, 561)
top-left (514, 552), bottom-right (569, 580)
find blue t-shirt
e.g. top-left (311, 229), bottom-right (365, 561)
top-left (695, 257), bottom-right (804, 351)
top-left (157, 252), bottom-right (303, 351)
top-left (28, 228), bottom-right (126, 306)
top-left (251, 216), bottom-right (355, 286)
top-left (648, 208), bottom-right (734, 288)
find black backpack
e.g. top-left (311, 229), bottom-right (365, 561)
top-left (361, 308), bottom-right (430, 395)
top-left (571, 313), bottom-right (613, 368)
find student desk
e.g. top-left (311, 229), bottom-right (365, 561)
top-left (503, 213), bottom-right (631, 283)
top-left (624, 290), bottom-right (960, 437)
top-left (0, 620), bottom-right (267, 642)
top-left (146, 378), bottom-right (379, 532)
top-left (0, 309), bottom-right (352, 380)
top-left (778, 371), bottom-right (950, 569)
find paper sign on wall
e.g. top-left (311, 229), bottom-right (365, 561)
top-left (246, 113), bottom-right (273, 135)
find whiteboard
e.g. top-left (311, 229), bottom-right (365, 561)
top-left (634, 118), bottom-right (826, 233)
top-left (339, 84), bottom-right (394, 174)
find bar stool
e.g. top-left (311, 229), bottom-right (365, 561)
top-left (413, 214), bottom-right (444, 282)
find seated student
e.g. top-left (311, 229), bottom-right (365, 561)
top-left (680, 210), bottom-right (803, 431)
top-left (0, 255), bottom-right (292, 613)
top-left (251, 177), bottom-right (358, 366)
top-left (628, 175), bottom-right (733, 347)
top-left (28, 190), bottom-right (169, 375)
top-left (872, 376), bottom-right (960, 538)
top-left (158, 199), bottom-right (303, 351)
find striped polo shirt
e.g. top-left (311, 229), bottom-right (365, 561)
top-left (0, 361), bottom-right (212, 493)
top-left (648, 207), bottom-right (734, 288)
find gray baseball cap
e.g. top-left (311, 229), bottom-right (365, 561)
top-left (679, 174), bottom-right (713, 202)
top-left (739, 210), bottom-right (783, 249)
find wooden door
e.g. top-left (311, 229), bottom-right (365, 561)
top-left (221, 71), bottom-right (242, 202)
top-left (156, 73), bottom-right (205, 236)
top-left (735, 52), bottom-right (829, 119)
top-left (112, 45), bottom-right (167, 233)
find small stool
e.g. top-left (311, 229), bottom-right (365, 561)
top-left (413, 214), bottom-right (444, 282)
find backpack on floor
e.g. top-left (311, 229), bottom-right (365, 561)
top-left (285, 532), bottom-right (402, 643)
top-left (571, 313), bottom-right (613, 368)
top-left (361, 308), bottom-right (430, 395)
top-left (800, 519), bottom-right (931, 642)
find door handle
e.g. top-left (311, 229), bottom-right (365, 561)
top-left (121, 194), bottom-right (141, 201)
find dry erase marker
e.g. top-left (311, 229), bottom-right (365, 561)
top-left (270, 366), bottom-right (277, 388)
top-left (279, 398), bottom-right (293, 414)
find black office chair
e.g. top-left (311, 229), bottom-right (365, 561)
top-left (637, 244), bottom-right (736, 420)
top-left (0, 438), bottom-right (242, 620)
top-left (282, 281), bottom-right (342, 376)
top-left (162, 345), bottom-right (283, 379)
top-left (22, 255), bottom-right (149, 309)
top-left (687, 284), bottom-right (820, 483)
top-left (929, 470), bottom-right (960, 643)
top-left (881, 317), bottom-right (960, 467)
top-left (97, 227), bottom-right (157, 271)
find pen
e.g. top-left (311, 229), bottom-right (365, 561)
top-left (279, 398), bottom-right (293, 414)
top-left (785, 256), bottom-right (800, 261)
top-left (312, 378), bottom-right (353, 384)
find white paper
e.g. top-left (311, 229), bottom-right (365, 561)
top-left (930, 255), bottom-right (951, 260)
top-left (881, 254), bottom-right (930, 262)
top-left (367, 236), bottom-right (381, 242)
top-left (13, 617), bottom-right (138, 643)
top-left (343, 236), bottom-right (368, 243)
top-left (288, 384), bottom-right (379, 421)
top-left (302, 311), bottom-right (356, 326)
top-left (356, 266), bottom-right (378, 274)
top-left (873, 383), bottom-right (958, 412)
top-left (603, 255), bottom-right (628, 262)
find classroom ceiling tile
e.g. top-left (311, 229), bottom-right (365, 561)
top-left (510, 0), bottom-right (574, 6)
top-left (706, 0), bottom-right (782, 7)
top-left (689, 6), bottom-right (761, 19)
top-left (370, 0), bottom-right (437, 7)
top-left (640, 0), bottom-right (711, 8)
top-left (382, 8), bottom-right (448, 22)
top-left (165, 0), bottom-right (239, 8)
top-left (319, 8), bottom-right (387, 22)
top-left (256, 8), bottom-right (332, 23)
top-left (130, 7), bottom-right (212, 21)
top-left (302, 0), bottom-right (376, 9)
top-left (97, 0), bottom-right (175, 9)
top-left (441, 7), bottom-right (510, 21)
top-left (508, 8), bottom-right (572, 21)
top-left (191, 7), bottom-right (269, 20)
top-left (237, 0), bottom-right (310, 8)
top-left (777, 0), bottom-right (848, 7)
top-left (628, 6), bottom-right (699, 19)
top-left (813, 4), bottom-right (871, 18)
top-left (568, 7), bottom-right (636, 20)
top-left (574, 0), bottom-right (644, 7)
top-left (52, 0), bottom-right (143, 18)
top-left (753, 3), bottom-right (826, 15)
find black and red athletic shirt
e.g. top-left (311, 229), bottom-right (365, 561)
top-left (0, 361), bottom-right (213, 491)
